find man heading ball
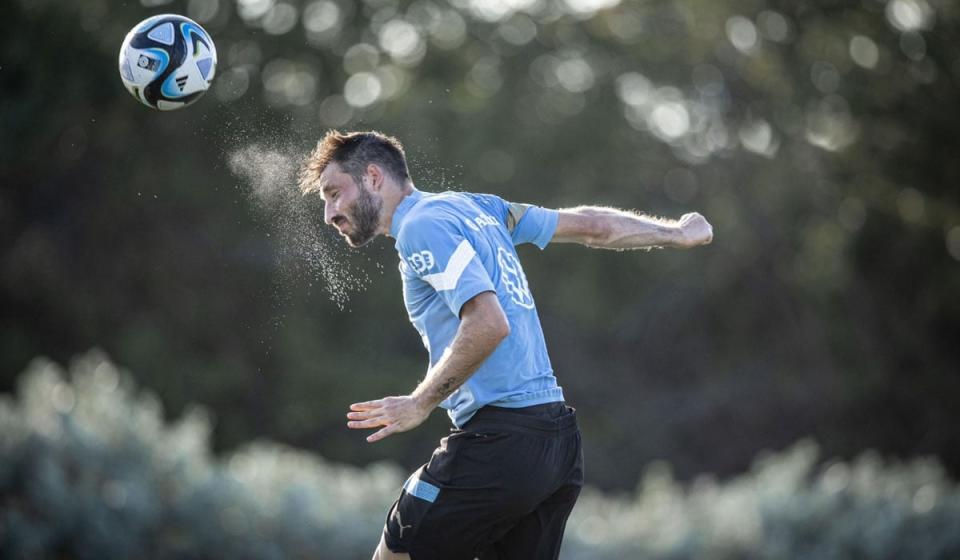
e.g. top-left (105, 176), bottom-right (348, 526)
top-left (298, 131), bottom-right (713, 560)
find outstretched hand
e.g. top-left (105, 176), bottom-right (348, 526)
top-left (347, 396), bottom-right (432, 443)
top-left (677, 212), bottom-right (714, 248)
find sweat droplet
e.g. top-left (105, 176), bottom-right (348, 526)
top-left (227, 143), bottom-right (371, 309)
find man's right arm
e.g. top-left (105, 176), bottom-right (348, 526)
top-left (551, 206), bottom-right (713, 250)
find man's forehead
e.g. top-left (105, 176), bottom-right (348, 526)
top-left (318, 163), bottom-right (350, 193)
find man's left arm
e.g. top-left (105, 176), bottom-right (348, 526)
top-left (346, 291), bottom-right (509, 442)
top-left (505, 198), bottom-right (712, 250)
top-left (551, 206), bottom-right (713, 249)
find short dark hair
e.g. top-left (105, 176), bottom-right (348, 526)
top-left (298, 130), bottom-right (410, 194)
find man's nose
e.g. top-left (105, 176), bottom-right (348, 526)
top-left (324, 202), bottom-right (336, 225)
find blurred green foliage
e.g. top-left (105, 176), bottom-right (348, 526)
top-left (2, 0), bottom-right (959, 493)
top-left (3, 354), bottom-right (960, 559)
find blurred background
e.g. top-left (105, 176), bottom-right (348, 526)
top-left (3, 0), bottom-right (960, 557)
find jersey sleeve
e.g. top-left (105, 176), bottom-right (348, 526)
top-left (398, 217), bottom-right (496, 317)
top-left (506, 202), bottom-right (559, 249)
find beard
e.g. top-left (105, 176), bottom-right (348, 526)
top-left (345, 182), bottom-right (382, 247)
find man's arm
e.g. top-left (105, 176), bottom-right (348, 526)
top-left (552, 206), bottom-right (713, 249)
top-left (346, 291), bottom-right (509, 443)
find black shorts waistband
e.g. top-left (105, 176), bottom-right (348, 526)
top-left (461, 402), bottom-right (578, 437)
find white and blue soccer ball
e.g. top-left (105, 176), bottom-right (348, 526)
top-left (118, 14), bottom-right (217, 110)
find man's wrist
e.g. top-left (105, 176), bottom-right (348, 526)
top-left (410, 392), bottom-right (435, 414)
top-left (666, 223), bottom-right (686, 247)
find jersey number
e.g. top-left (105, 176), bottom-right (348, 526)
top-left (406, 251), bottom-right (435, 274)
top-left (497, 247), bottom-right (535, 309)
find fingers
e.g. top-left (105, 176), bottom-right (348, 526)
top-left (367, 425), bottom-right (397, 443)
top-left (347, 409), bottom-right (381, 420)
top-left (350, 400), bottom-right (383, 411)
top-left (347, 417), bottom-right (387, 429)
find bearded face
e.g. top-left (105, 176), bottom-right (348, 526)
top-left (320, 162), bottom-right (386, 247)
top-left (343, 179), bottom-right (382, 247)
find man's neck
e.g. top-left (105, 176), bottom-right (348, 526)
top-left (382, 182), bottom-right (416, 238)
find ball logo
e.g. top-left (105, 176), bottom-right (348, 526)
top-left (406, 251), bottom-right (435, 274)
top-left (497, 247), bottom-right (535, 309)
top-left (136, 55), bottom-right (159, 72)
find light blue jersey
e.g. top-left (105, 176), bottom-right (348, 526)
top-left (391, 188), bottom-right (563, 427)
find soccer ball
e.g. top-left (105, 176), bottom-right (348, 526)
top-left (118, 14), bottom-right (217, 110)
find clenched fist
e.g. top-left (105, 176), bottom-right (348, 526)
top-left (677, 212), bottom-right (714, 248)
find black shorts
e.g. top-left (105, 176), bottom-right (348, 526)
top-left (383, 402), bottom-right (583, 560)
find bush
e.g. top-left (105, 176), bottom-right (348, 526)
top-left (0, 352), bottom-right (397, 560)
top-left (2, 352), bottom-right (959, 559)
top-left (564, 445), bottom-right (960, 560)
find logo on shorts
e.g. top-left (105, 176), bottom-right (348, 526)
top-left (497, 247), bottom-right (535, 309)
top-left (394, 509), bottom-right (413, 538)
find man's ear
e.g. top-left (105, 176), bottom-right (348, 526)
top-left (366, 163), bottom-right (384, 192)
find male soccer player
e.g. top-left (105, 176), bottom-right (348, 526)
top-left (298, 131), bottom-right (713, 560)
